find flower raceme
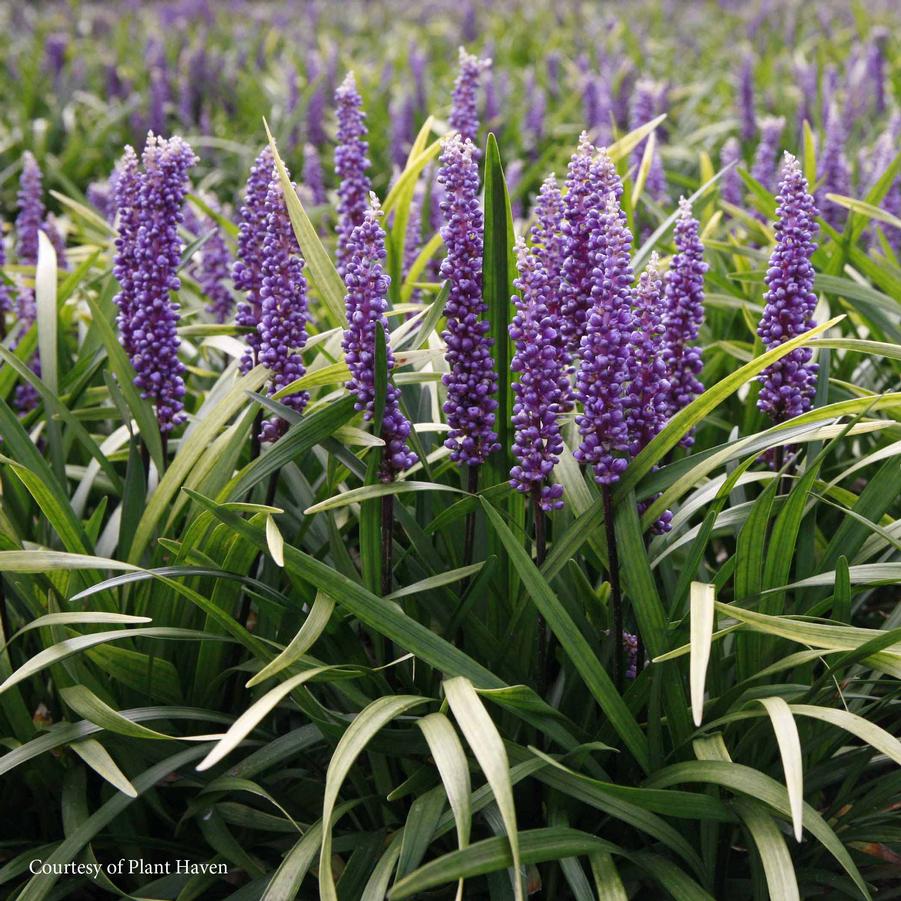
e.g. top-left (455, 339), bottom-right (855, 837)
top-left (438, 134), bottom-right (500, 468)
top-left (335, 72), bottom-right (371, 277)
top-left (234, 146), bottom-right (274, 373)
top-left (449, 48), bottom-right (491, 147)
top-left (341, 196), bottom-right (417, 481)
top-left (508, 237), bottom-right (567, 511)
top-left (257, 175), bottom-right (311, 443)
top-left (113, 133), bottom-right (197, 433)
top-left (757, 153), bottom-right (819, 424)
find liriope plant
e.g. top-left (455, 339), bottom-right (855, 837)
top-left (0, 10), bottom-right (899, 901)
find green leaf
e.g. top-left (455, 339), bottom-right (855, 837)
top-left (756, 697), bottom-right (804, 842)
top-left (790, 704), bottom-right (901, 765)
top-left (417, 713), bottom-right (472, 866)
top-left (444, 676), bottom-right (523, 901)
top-left (304, 480), bottom-right (467, 515)
top-left (389, 828), bottom-right (619, 900)
top-left (733, 799), bottom-right (800, 901)
top-left (69, 738), bottom-right (138, 797)
top-left (246, 592), bottom-right (335, 687)
top-left (319, 696), bottom-right (430, 901)
top-left (690, 582), bottom-right (715, 727)
top-left (480, 498), bottom-right (650, 772)
top-left (197, 666), bottom-right (356, 772)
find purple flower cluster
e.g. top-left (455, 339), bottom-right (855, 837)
top-left (757, 154), bottom-right (819, 424)
top-left (302, 144), bottom-right (327, 207)
top-left (508, 237), bottom-right (567, 510)
top-left (233, 146), bottom-right (274, 372)
top-left (623, 631), bottom-right (639, 679)
top-left (738, 56), bottom-right (756, 142)
top-left (341, 197), bottom-right (417, 480)
top-left (113, 133), bottom-right (197, 433)
top-left (573, 191), bottom-right (635, 485)
top-left (449, 48), bottom-right (491, 146)
top-left (816, 103), bottom-right (852, 230)
top-left (258, 178), bottom-right (310, 443)
top-left (663, 198), bottom-right (708, 440)
top-left (16, 152), bottom-right (45, 271)
top-left (185, 201), bottom-right (233, 323)
top-left (438, 134), bottom-right (499, 467)
top-left (630, 79), bottom-right (667, 201)
top-left (560, 135), bottom-right (621, 356)
top-left (751, 116), bottom-right (785, 192)
top-left (335, 73), bottom-right (372, 277)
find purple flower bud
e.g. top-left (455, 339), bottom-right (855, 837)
top-left (751, 115), bottom-right (785, 192)
top-left (341, 196), bottom-right (417, 480)
top-left (630, 79), bottom-right (666, 201)
top-left (234, 146), bottom-right (273, 373)
top-left (258, 177), bottom-right (310, 442)
top-left (582, 70), bottom-right (613, 145)
top-left (438, 135), bottom-right (499, 467)
top-left (757, 154), bottom-right (819, 424)
top-left (816, 103), bottom-right (852, 230)
top-left (719, 137), bottom-right (744, 207)
top-left (306, 54), bottom-right (327, 148)
top-left (663, 198), bottom-right (708, 442)
top-left (574, 191), bottom-right (635, 486)
top-left (508, 237), bottom-right (567, 510)
top-left (623, 630), bottom-right (639, 679)
top-left (560, 135), bottom-right (621, 356)
top-left (301, 143), bottom-right (327, 207)
top-left (449, 48), bottom-right (491, 147)
top-left (738, 55), bottom-right (757, 142)
top-left (335, 72), bottom-right (372, 278)
top-left (114, 133), bottom-right (197, 433)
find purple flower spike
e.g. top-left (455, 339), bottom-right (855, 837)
top-left (574, 191), bottom-right (635, 486)
top-left (187, 201), bottom-right (233, 324)
top-left (751, 116), bottom-right (785, 192)
top-left (438, 134), bottom-right (499, 467)
top-left (757, 154), bottom-right (819, 425)
top-left (663, 198), bottom-right (708, 442)
top-left (560, 135), bottom-right (622, 356)
top-left (114, 134), bottom-right (197, 433)
top-left (816, 103), bottom-right (852, 231)
top-left (720, 137), bottom-right (744, 207)
top-left (233, 146), bottom-right (274, 373)
top-left (449, 48), bottom-right (491, 147)
top-left (341, 196), bottom-right (417, 481)
top-left (335, 72), bottom-right (372, 277)
top-left (630, 79), bottom-right (666, 201)
top-left (738, 56), bottom-right (757, 142)
top-left (626, 254), bottom-right (670, 457)
top-left (16, 152), bottom-right (45, 270)
top-left (302, 143), bottom-right (327, 206)
top-left (258, 177), bottom-right (310, 443)
top-left (509, 237), bottom-right (567, 511)
top-left (867, 29), bottom-right (888, 117)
